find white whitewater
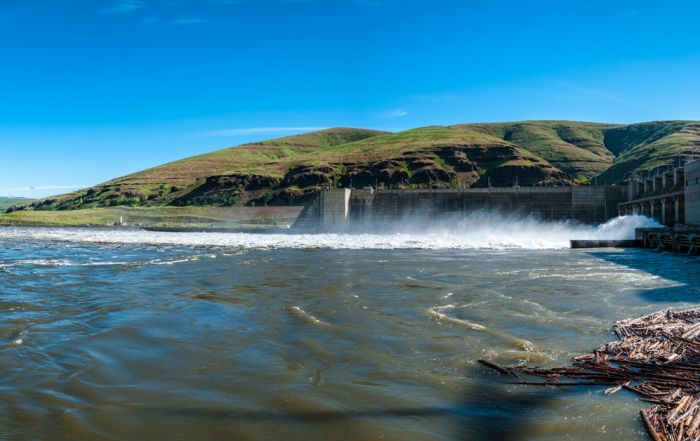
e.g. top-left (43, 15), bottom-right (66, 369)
top-left (288, 306), bottom-right (329, 326)
top-left (0, 214), bottom-right (661, 250)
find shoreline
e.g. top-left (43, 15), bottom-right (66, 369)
top-left (0, 206), bottom-right (301, 232)
top-left (0, 223), bottom-right (293, 234)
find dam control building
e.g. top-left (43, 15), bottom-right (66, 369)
top-left (618, 159), bottom-right (700, 227)
top-left (619, 159), bottom-right (700, 254)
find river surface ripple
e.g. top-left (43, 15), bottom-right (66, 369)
top-left (1, 229), bottom-right (700, 440)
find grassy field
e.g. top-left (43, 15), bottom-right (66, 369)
top-left (0, 206), bottom-right (302, 229)
top-left (0, 197), bottom-right (35, 211)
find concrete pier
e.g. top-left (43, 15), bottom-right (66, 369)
top-left (291, 188), bottom-right (352, 231)
top-left (636, 227), bottom-right (700, 255)
top-left (320, 188), bottom-right (351, 231)
top-left (570, 240), bottom-right (637, 249)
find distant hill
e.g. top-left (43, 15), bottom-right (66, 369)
top-left (0, 197), bottom-right (35, 211)
top-left (10, 121), bottom-right (700, 211)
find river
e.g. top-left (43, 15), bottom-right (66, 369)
top-left (1, 218), bottom-right (699, 440)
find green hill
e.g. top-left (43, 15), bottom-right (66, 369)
top-left (8, 121), bottom-right (700, 212)
top-left (459, 121), bottom-right (619, 180)
top-left (597, 121), bottom-right (700, 183)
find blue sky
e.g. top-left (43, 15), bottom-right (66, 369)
top-left (2, 0), bottom-right (700, 197)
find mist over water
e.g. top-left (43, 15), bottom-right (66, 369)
top-left (0, 214), bottom-right (661, 250)
top-left (379, 212), bottom-right (661, 248)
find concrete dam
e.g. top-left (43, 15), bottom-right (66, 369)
top-left (293, 186), bottom-right (627, 232)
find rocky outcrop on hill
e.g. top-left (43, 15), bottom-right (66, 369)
top-left (172, 174), bottom-right (280, 206)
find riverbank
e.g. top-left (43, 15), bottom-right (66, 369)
top-left (0, 206), bottom-right (302, 230)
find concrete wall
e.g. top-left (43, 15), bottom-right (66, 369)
top-left (291, 193), bottom-right (322, 231)
top-left (350, 187), bottom-right (624, 229)
top-left (686, 161), bottom-right (700, 226)
top-left (295, 186), bottom-right (627, 232)
top-left (294, 187), bottom-right (627, 231)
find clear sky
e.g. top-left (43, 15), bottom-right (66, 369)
top-left (2, 0), bottom-right (700, 197)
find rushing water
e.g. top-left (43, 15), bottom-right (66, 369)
top-left (1, 218), bottom-right (699, 441)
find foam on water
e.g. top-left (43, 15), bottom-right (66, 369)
top-left (426, 304), bottom-right (537, 351)
top-left (0, 256), bottom-right (214, 269)
top-left (0, 214), bottom-right (660, 250)
top-left (425, 305), bottom-right (486, 330)
top-left (288, 306), bottom-right (329, 326)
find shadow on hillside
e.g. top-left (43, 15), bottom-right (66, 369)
top-left (587, 249), bottom-right (700, 303)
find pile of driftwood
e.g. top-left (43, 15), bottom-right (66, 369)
top-left (479, 308), bottom-right (700, 441)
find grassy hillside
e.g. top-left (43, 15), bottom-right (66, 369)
top-left (0, 197), bottom-right (35, 211)
top-left (597, 121), bottom-right (700, 183)
top-left (7, 120), bottom-right (700, 212)
top-left (25, 128), bottom-right (386, 210)
top-left (459, 121), bottom-right (619, 181)
top-left (454, 120), bottom-right (700, 184)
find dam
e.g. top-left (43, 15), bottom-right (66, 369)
top-left (292, 160), bottom-right (700, 253)
top-left (293, 186), bottom-right (627, 232)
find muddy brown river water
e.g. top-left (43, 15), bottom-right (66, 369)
top-left (1, 224), bottom-right (699, 440)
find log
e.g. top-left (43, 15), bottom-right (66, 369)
top-left (477, 359), bottom-right (516, 377)
top-left (641, 409), bottom-right (664, 441)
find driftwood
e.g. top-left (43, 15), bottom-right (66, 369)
top-left (479, 307), bottom-right (700, 441)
